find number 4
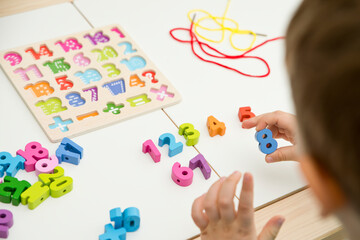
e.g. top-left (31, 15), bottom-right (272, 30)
top-left (207, 116), bottom-right (226, 137)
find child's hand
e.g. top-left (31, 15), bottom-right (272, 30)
top-left (192, 172), bottom-right (284, 240)
top-left (242, 111), bottom-right (298, 163)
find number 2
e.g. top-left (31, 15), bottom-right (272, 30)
top-left (118, 42), bottom-right (136, 55)
top-left (158, 133), bottom-right (183, 157)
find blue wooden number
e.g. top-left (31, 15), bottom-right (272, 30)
top-left (255, 129), bottom-right (278, 154)
top-left (158, 133), bottom-right (183, 157)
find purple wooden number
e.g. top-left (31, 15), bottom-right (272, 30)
top-left (189, 154), bottom-right (211, 179)
top-left (0, 209), bottom-right (13, 238)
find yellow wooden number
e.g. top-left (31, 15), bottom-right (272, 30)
top-left (179, 123), bottom-right (200, 146)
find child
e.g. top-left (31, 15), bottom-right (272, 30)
top-left (191, 0), bottom-right (360, 239)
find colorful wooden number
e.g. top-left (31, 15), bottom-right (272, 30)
top-left (102, 79), bottom-right (126, 95)
top-left (43, 58), bottom-right (71, 74)
top-left (0, 176), bottom-right (31, 206)
top-left (55, 75), bottom-right (73, 90)
top-left (255, 129), bottom-right (278, 154)
top-left (109, 207), bottom-right (140, 232)
top-left (142, 139), bottom-right (161, 163)
top-left (0, 152), bottom-right (25, 177)
top-left (129, 74), bottom-right (145, 87)
top-left (21, 181), bottom-right (50, 210)
top-left (73, 53), bottom-right (91, 66)
top-left (16, 142), bottom-right (49, 172)
top-left (111, 27), bottom-right (125, 38)
top-left (4, 52), bottom-right (22, 66)
top-left (56, 137), bottom-right (83, 165)
top-left (92, 46), bottom-right (118, 62)
top-left (74, 69), bottom-right (102, 84)
top-left (55, 38), bottom-right (82, 52)
top-left (238, 106), bottom-right (255, 123)
top-left (83, 86), bottom-right (98, 101)
top-left (39, 166), bottom-right (73, 198)
top-left (207, 116), bottom-right (226, 137)
top-left (13, 65), bottom-right (42, 81)
top-left (25, 45), bottom-right (53, 60)
top-left (84, 31), bottom-right (110, 45)
top-left (110, 208), bottom-right (123, 229)
top-left (35, 98), bottom-right (67, 115)
top-left (158, 133), bottom-right (183, 157)
top-left (102, 63), bottom-right (121, 77)
top-left (65, 92), bottom-right (86, 107)
top-left (0, 209), bottom-right (13, 239)
top-left (120, 56), bottom-right (146, 71)
top-left (123, 207), bottom-right (140, 232)
top-left (171, 162), bottom-right (193, 187)
top-left (24, 81), bottom-right (54, 97)
top-left (118, 42), bottom-right (136, 55)
top-left (48, 176), bottom-right (73, 198)
top-left (189, 154), bottom-right (211, 180)
top-left (178, 123), bottom-right (200, 146)
top-left (35, 155), bottom-right (59, 176)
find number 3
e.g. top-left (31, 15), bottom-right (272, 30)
top-left (178, 123), bottom-right (200, 146)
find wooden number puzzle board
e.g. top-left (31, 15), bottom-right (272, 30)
top-left (0, 25), bottom-right (181, 142)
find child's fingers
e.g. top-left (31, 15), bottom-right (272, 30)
top-left (203, 177), bottom-right (226, 223)
top-left (191, 194), bottom-right (209, 231)
top-left (265, 146), bottom-right (296, 163)
top-left (236, 172), bottom-right (254, 228)
top-left (242, 113), bottom-right (278, 132)
top-left (257, 216), bottom-right (285, 240)
top-left (244, 111), bottom-right (296, 133)
top-left (242, 114), bottom-right (264, 129)
top-left (217, 171), bottom-right (242, 224)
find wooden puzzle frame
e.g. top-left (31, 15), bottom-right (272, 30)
top-left (0, 25), bottom-right (181, 142)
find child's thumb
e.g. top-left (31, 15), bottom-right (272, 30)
top-left (258, 216), bottom-right (285, 240)
top-left (265, 146), bottom-right (296, 163)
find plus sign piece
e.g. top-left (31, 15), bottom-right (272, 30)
top-left (0, 25), bottom-right (181, 142)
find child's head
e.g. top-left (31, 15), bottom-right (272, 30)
top-left (285, 0), bottom-right (360, 216)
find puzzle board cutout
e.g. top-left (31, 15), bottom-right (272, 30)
top-left (0, 25), bottom-right (181, 142)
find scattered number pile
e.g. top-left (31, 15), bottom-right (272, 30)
top-left (0, 138), bottom-right (82, 210)
top-left (142, 106), bottom-right (278, 187)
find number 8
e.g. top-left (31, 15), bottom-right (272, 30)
top-left (255, 129), bottom-right (278, 154)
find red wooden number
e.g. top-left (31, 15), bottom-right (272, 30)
top-left (238, 106), bottom-right (255, 122)
top-left (25, 45), bottom-right (53, 60)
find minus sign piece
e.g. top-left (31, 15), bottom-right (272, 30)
top-left (77, 111), bottom-right (99, 121)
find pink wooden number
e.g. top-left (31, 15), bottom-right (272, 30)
top-left (142, 139), bottom-right (161, 163)
top-left (16, 142), bottom-right (49, 172)
top-left (35, 155), bottom-right (59, 176)
top-left (13, 65), bottom-right (43, 81)
top-left (4, 52), bottom-right (22, 66)
top-left (171, 162), bottom-right (193, 187)
top-left (55, 38), bottom-right (82, 52)
top-left (111, 27), bottom-right (125, 38)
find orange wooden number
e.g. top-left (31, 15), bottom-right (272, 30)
top-left (207, 116), bottom-right (226, 137)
